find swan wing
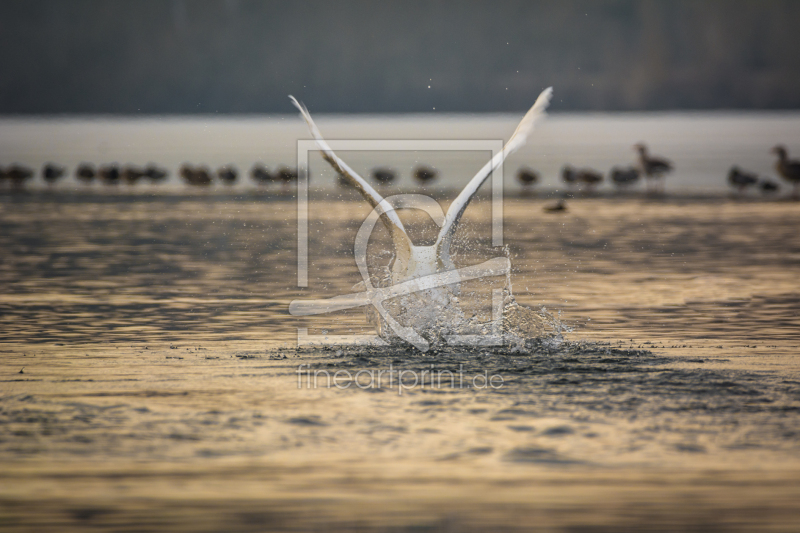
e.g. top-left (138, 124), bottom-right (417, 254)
top-left (435, 87), bottom-right (552, 259)
top-left (289, 96), bottom-right (410, 247)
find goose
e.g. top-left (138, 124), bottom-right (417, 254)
top-left (634, 143), bottom-right (672, 193)
top-left (561, 165), bottom-right (578, 190)
top-left (98, 165), bottom-right (121, 185)
top-left (180, 164), bottom-right (213, 186)
top-left (217, 165), bottom-right (238, 185)
top-left (289, 87), bottom-right (552, 349)
top-left (42, 163), bottom-right (66, 184)
top-left (276, 167), bottom-right (298, 187)
top-left (771, 146), bottom-right (800, 196)
top-left (371, 167), bottom-right (396, 187)
top-left (760, 179), bottom-right (780, 194)
top-left (413, 165), bottom-right (438, 186)
top-left (727, 166), bottom-right (758, 193)
top-left (577, 168), bottom-right (603, 191)
top-left (144, 164), bottom-right (168, 183)
top-left (6, 164), bottom-right (34, 188)
top-left (337, 172), bottom-right (353, 189)
top-left (122, 165), bottom-right (146, 185)
top-left (516, 167), bottom-right (539, 189)
top-left (250, 163), bottom-right (275, 185)
top-left (610, 166), bottom-right (640, 188)
top-left (562, 165), bottom-right (602, 192)
top-left (75, 163), bottom-right (96, 183)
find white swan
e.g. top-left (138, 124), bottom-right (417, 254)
top-left (289, 88), bottom-right (552, 349)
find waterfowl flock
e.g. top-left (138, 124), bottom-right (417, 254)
top-left (0, 143), bottom-right (798, 199)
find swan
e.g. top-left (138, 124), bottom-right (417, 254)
top-left (288, 88), bottom-right (552, 349)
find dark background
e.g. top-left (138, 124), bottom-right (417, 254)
top-left (2, 0), bottom-right (799, 114)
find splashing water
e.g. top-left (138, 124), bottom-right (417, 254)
top-left (355, 244), bottom-right (571, 352)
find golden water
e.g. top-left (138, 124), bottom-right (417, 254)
top-left (1, 193), bottom-right (800, 531)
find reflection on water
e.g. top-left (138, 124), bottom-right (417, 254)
top-left (1, 194), bottom-right (798, 345)
top-left (1, 193), bottom-right (800, 531)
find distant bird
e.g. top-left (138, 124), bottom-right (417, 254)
top-left (98, 164), bottom-right (121, 185)
top-left (727, 166), bottom-right (758, 193)
top-left (75, 163), bottom-right (96, 183)
top-left (371, 167), bottom-right (396, 187)
top-left (760, 179), bottom-right (780, 194)
top-left (577, 168), bottom-right (603, 191)
top-left (276, 167), bottom-right (298, 187)
top-left (180, 164), bottom-right (213, 186)
top-left (250, 163), bottom-right (275, 185)
top-left (413, 165), bottom-right (437, 186)
top-left (144, 164), bottom-right (168, 183)
top-left (562, 165), bottom-right (602, 192)
top-left (217, 165), bottom-right (238, 185)
top-left (516, 167), bottom-right (540, 189)
top-left (634, 143), bottom-right (673, 193)
top-left (771, 145), bottom-right (800, 197)
top-left (42, 163), bottom-right (66, 184)
top-left (544, 199), bottom-right (567, 212)
top-left (561, 165), bottom-right (578, 190)
top-left (336, 173), bottom-right (353, 188)
top-left (6, 164), bottom-right (34, 188)
top-left (122, 165), bottom-right (146, 185)
top-left (610, 166), bottom-right (640, 189)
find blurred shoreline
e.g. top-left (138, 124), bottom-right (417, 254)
top-left (2, 112), bottom-right (800, 194)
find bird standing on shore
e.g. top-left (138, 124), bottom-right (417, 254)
top-left (760, 179), bottom-right (780, 195)
top-left (413, 165), bottom-right (437, 186)
top-left (771, 146), bottom-right (800, 198)
top-left (122, 166), bottom-right (146, 185)
top-left (4, 165), bottom-right (34, 189)
top-left (144, 164), bottom-right (168, 183)
top-left (561, 165), bottom-right (578, 191)
top-left (610, 166), bottom-right (640, 189)
top-left (577, 168), bottom-right (603, 192)
top-left (75, 163), bottom-right (96, 183)
top-left (371, 167), bottom-right (396, 187)
top-left (42, 163), bottom-right (66, 185)
top-left (727, 166), bottom-right (758, 194)
top-left (276, 167), bottom-right (298, 189)
top-left (516, 167), bottom-right (539, 191)
top-left (217, 165), bottom-right (238, 185)
top-left (250, 164), bottom-right (275, 185)
top-left (99, 165), bottom-right (121, 185)
top-left (180, 164), bottom-right (213, 186)
top-left (562, 165), bottom-right (602, 193)
top-left (634, 143), bottom-right (673, 194)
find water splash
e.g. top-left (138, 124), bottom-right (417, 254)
top-left (356, 247), bottom-right (571, 353)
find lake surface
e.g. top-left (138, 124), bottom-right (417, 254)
top-left (1, 188), bottom-right (799, 531)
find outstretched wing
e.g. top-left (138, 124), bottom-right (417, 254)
top-left (289, 95), bottom-right (409, 242)
top-left (435, 87), bottom-right (552, 262)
